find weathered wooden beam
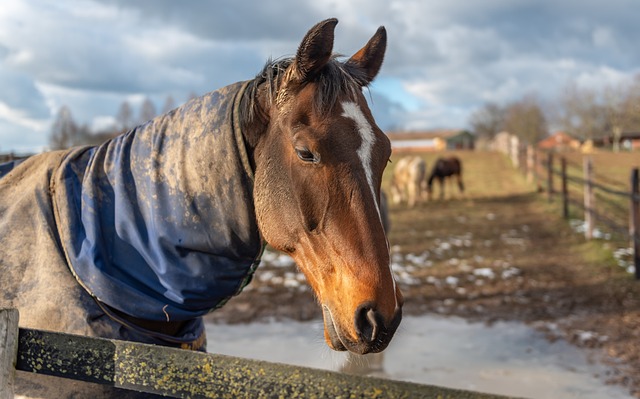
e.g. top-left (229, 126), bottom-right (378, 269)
top-left (0, 308), bottom-right (19, 399)
top-left (16, 327), bottom-right (516, 399)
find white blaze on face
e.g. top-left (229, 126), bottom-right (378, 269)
top-left (341, 101), bottom-right (378, 214)
top-left (341, 101), bottom-right (398, 305)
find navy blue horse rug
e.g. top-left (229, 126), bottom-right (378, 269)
top-left (0, 81), bottom-right (264, 351)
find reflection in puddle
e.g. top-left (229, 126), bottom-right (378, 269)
top-left (206, 315), bottom-right (632, 399)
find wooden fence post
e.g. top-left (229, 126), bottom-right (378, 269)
top-left (533, 149), bottom-right (542, 191)
top-left (526, 145), bottom-right (534, 184)
top-left (547, 152), bottom-right (554, 202)
top-left (631, 168), bottom-right (640, 280)
top-left (14, 327), bottom-right (510, 399)
top-left (583, 156), bottom-right (594, 240)
top-left (561, 157), bottom-right (569, 219)
top-left (0, 308), bottom-right (19, 399)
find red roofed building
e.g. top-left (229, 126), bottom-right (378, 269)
top-left (537, 132), bottom-right (580, 152)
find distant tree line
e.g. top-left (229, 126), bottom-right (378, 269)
top-left (49, 93), bottom-right (198, 150)
top-left (468, 75), bottom-right (640, 151)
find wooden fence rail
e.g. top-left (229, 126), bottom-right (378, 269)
top-left (515, 147), bottom-right (640, 279)
top-left (0, 308), bottom-right (514, 399)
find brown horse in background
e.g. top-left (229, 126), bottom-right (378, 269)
top-left (427, 156), bottom-right (464, 199)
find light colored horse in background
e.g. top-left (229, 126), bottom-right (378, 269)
top-left (390, 155), bottom-right (427, 207)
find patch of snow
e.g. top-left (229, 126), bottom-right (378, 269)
top-left (438, 242), bottom-right (452, 251)
top-left (473, 268), bottom-right (496, 279)
top-left (445, 276), bottom-right (459, 286)
top-left (569, 219), bottom-right (611, 240)
top-left (501, 267), bottom-right (521, 279)
top-left (574, 330), bottom-right (608, 345)
top-left (262, 250), bottom-right (295, 267)
top-left (613, 247), bottom-right (635, 274)
top-left (258, 270), bottom-right (276, 282)
top-left (406, 252), bottom-right (429, 265)
top-left (426, 276), bottom-right (439, 285)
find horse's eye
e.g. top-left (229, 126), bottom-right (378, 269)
top-left (295, 147), bottom-right (319, 163)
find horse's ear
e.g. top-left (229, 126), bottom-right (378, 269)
top-left (346, 26), bottom-right (387, 85)
top-left (292, 18), bottom-right (338, 82)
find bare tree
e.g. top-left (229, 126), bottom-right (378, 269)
top-left (603, 78), bottom-right (640, 151)
top-left (503, 95), bottom-right (548, 145)
top-left (162, 95), bottom-right (176, 114)
top-left (116, 101), bottom-right (134, 132)
top-left (554, 82), bottom-right (607, 142)
top-left (468, 102), bottom-right (505, 139)
top-left (50, 106), bottom-right (79, 150)
top-left (139, 97), bottom-right (157, 124)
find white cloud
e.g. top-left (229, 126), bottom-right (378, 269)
top-left (0, 101), bottom-right (47, 131)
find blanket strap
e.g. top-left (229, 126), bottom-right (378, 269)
top-left (93, 299), bottom-right (205, 350)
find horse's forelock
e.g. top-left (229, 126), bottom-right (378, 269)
top-left (242, 56), bottom-right (366, 121)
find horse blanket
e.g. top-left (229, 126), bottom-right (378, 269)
top-left (0, 81), bottom-right (264, 350)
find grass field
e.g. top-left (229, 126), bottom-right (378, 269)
top-left (384, 149), bottom-right (533, 199)
top-left (384, 149), bottom-right (638, 259)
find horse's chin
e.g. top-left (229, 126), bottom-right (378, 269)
top-left (322, 305), bottom-right (399, 355)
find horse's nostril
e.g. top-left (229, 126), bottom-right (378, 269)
top-left (355, 305), bottom-right (382, 343)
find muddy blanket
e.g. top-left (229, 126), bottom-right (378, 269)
top-left (0, 81), bottom-right (264, 331)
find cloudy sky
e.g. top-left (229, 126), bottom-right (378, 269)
top-left (1, 0), bottom-right (639, 153)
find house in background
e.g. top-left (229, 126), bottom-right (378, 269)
top-left (592, 131), bottom-right (640, 151)
top-left (387, 129), bottom-right (475, 152)
top-left (621, 132), bottom-right (640, 150)
top-left (537, 131), bottom-right (581, 152)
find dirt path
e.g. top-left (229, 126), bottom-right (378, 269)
top-left (207, 153), bottom-right (640, 397)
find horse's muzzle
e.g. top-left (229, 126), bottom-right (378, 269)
top-left (322, 304), bottom-right (402, 355)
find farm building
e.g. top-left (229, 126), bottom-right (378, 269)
top-left (583, 131), bottom-right (640, 151)
top-left (387, 129), bottom-right (475, 151)
top-left (537, 131), bottom-right (581, 152)
top-left (621, 132), bottom-right (640, 150)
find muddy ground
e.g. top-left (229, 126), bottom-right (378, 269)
top-left (206, 190), bottom-right (640, 397)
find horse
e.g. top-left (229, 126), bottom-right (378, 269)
top-left (389, 155), bottom-right (427, 207)
top-left (427, 156), bottom-right (464, 200)
top-left (0, 18), bottom-right (402, 397)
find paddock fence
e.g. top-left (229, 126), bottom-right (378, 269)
top-left (0, 308), bottom-right (514, 399)
top-left (512, 146), bottom-right (640, 279)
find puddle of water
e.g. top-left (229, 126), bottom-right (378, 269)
top-left (206, 315), bottom-right (632, 399)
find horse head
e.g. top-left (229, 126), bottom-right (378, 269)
top-left (243, 18), bottom-right (402, 354)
